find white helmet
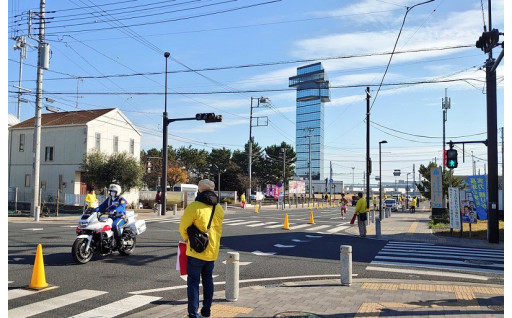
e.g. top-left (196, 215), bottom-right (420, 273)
top-left (108, 184), bottom-right (121, 196)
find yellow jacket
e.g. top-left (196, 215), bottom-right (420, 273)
top-left (84, 193), bottom-right (97, 208)
top-left (179, 201), bottom-right (224, 261)
top-left (355, 197), bottom-right (367, 215)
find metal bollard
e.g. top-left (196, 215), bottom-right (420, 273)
top-left (173, 204), bottom-right (177, 215)
top-left (225, 252), bottom-right (239, 301)
top-left (157, 204), bottom-right (162, 217)
top-left (340, 245), bottom-right (352, 286)
top-left (223, 202), bottom-right (228, 212)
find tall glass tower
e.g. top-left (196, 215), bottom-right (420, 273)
top-left (289, 62), bottom-right (330, 184)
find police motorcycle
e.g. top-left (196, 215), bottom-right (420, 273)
top-left (72, 186), bottom-right (146, 264)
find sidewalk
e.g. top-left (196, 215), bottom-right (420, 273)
top-left (125, 206), bottom-right (504, 318)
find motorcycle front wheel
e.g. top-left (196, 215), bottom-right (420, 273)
top-left (118, 235), bottom-right (136, 256)
top-left (72, 238), bottom-right (93, 264)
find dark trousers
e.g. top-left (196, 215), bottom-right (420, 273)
top-left (187, 256), bottom-right (215, 318)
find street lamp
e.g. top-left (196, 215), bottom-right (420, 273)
top-left (248, 96), bottom-right (270, 203)
top-left (376, 140), bottom-right (387, 238)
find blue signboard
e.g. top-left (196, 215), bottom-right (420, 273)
top-left (467, 175), bottom-right (488, 220)
top-left (430, 167), bottom-right (443, 208)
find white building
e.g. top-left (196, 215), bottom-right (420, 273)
top-left (8, 108), bottom-right (141, 207)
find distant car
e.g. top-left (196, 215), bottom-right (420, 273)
top-left (250, 192), bottom-right (257, 201)
top-left (384, 199), bottom-right (398, 212)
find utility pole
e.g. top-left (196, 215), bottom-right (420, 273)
top-left (31, 0), bottom-right (48, 222)
top-left (13, 36), bottom-right (28, 120)
top-left (281, 147), bottom-right (286, 192)
top-left (365, 87), bottom-right (371, 208)
top-left (442, 88), bottom-right (451, 208)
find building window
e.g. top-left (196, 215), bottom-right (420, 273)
top-left (95, 133), bottom-right (101, 150)
top-left (113, 136), bottom-right (119, 153)
top-left (130, 139), bottom-right (135, 155)
top-left (19, 134), bottom-right (25, 152)
top-left (25, 174), bottom-right (31, 187)
top-left (45, 146), bottom-right (54, 161)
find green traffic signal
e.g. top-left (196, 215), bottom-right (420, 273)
top-left (446, 149), bottom-right (458, 168)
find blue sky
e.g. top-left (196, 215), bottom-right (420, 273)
top-left (6, 0), bottom-right (505, 186)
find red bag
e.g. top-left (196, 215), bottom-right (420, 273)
top-left (176, 241), bottom-right (187, 275)
top-left (350, 213), bottom-right (357, 224)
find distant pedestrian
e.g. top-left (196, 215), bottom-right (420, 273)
top-left (411, 197), bottom-right (417, 213)
top-left (84, 188), bottom-right (98, 209)
top-left (355, 192), bottom-right (367, 237)
top-left (372, 197), bottom-right (377, 211)
top-left (340, 194), bottom-right (348, 219)
top-left (240, 193), bottom-right (246, 209)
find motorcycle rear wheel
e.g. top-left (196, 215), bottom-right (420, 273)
top-left (118, 235), bottom-right (136, 256)
top-left (72, 238), bottom-right (93, 264)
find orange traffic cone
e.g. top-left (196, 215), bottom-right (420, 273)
top-left (28, 244), bottom-right (49, 290)
top-left (308, 210), bottom-right (315, 224)
top-left (283, 213), bottom-right (290, 230)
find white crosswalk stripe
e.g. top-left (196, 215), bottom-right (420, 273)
top-left (146, 217), bottom-right (354, 234)
top-left (370, 241), bottom-right (504, 274)
top-left (8, 289), bottom-right (107, 318)
top-left (8, 287), bottom-right (161, 318)
top-left (70, 295), bottom-right (161, 318)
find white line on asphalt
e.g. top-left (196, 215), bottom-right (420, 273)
top-left (365, 266), bottom-right (490, 280)
top-left (8, 286), bottom-right (57, 300)
top-left (289, 224), bottom-right (311, 230)
top-left (8, 289), bottom-right (107, 318)
top-left (69, 295), bottom-right (161, 318)
top-left (327, 225), bottom-right (349, 233)
top-left (274, 244), bottom-right (296, 248)
top-left (265, 223), bottom-right (290, 229)
top-left (226, 220), bottom-right (261, 226)
top-left (306, 225), bottom-right (330, 231)
top-left (22, 228), bottom-right (44, 231)
top-left (375, 255), bottom-right (503, 269)
top-left (247, 222), bottom-right (278, 227)
top-left (371, 260), bottom-right (504, 274)
top-left (129, 274), bottom-right (345, 295)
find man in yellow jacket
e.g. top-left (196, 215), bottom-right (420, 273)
top-left (355, 192), bottom-right (367, 237)
top-left (179, 179), bottom-right (224, 318)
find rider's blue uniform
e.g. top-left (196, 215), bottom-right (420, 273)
top-left (95, 195), bottom-right (127, 239)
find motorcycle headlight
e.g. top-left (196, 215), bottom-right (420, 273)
top-left (79, 221), bottom-right (88, 228)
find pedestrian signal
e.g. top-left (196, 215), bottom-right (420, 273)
top-left (446, 149), bottom-right (458, 168)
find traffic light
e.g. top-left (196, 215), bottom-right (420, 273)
top-left (195, 113), bottom-right (222, 123)
top-left (476, 29), bottom-right (500, 53)
top-left (446, 149), bottom-right (458, 169)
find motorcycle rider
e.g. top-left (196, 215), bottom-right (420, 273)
top-left (94, 184), bottom-right (127, 242)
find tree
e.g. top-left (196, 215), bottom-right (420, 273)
top-left (167, 166), bottom-right (188, 188)
top-left (262, 142), bottom-right (296, 190)
top-left (177, 145), bottom-right (209, 183)
top-left (416, 162), bottom-right (465, 200)
top-left (81, 151), bottom-right (143, 194)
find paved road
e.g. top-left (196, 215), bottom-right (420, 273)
top-left (8, 205), bottom-right (504, 317)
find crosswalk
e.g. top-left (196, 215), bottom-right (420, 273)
top-left (8, 285), bottom-right (161, 318)
top-left (145, 217), bottom-right (352, 233)
top-left (370, 241), bottom-right (504, 275)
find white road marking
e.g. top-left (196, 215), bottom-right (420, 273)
top-left (327, 225), bottom-right (348, 233)
top-left (8, 289), bottom-right (107, 318)
top-left (69, 295), bottom-right (161, 318)
top-left (247, 222), bottom-right (278, 227)
top-left (289, 224), bottom-right (311, 230)
top-left (22, 228), bottom-right (44, 231)
top-left (365, 266), bottom-right (490, 280)
top-left (8, 287), bottom-right (57, 300)
top-left (129, 274), bottom-right (345, 295)
top-left (274, 244), bottom-right (296, 248)
top-left (252, 250), bottom-right (277, 256)
top-left (306, 225), bottom-right (330, 231)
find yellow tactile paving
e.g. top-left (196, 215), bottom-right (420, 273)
top-left (407, 221), bottom-right (418, 233)
top-left (210, 304), bottom-right (253, 317)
